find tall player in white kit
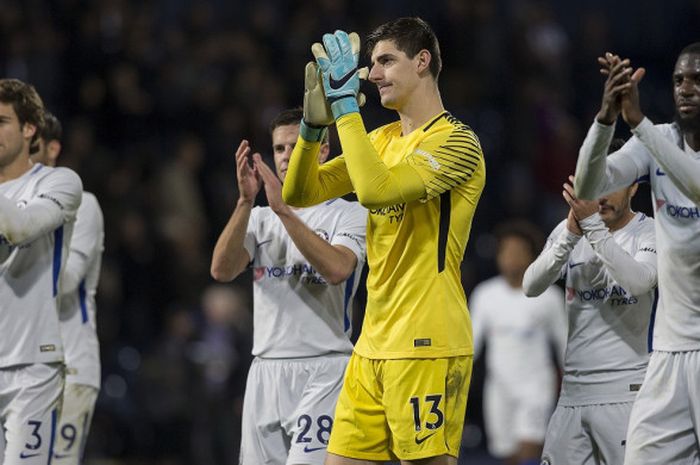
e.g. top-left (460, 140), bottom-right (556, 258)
top-left (0, 79), bottom-right (82, 465)
top-left (31, 113), bottom-right (104, 464)
top-left (574, 43), bottom-right (700, 464)
top-left (210, 108), bottom-right (367, 465)
top-left (470, 221), bottom-right (566, 465)
top-left (524, 166), bottom-right (657, 464)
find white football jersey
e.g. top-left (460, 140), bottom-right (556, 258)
top-left (59, 192), bottom-right (104, 389)
top-left (540, 213), bottom-right (657, 405)
top-left (577, 120), bottom-right (700, 351)
top-left (243, 198), bottom-right (367, 358)
top-left (0, 164), bottom-right (82, 367)
top-left (470, 276), bottom-right (566, 394)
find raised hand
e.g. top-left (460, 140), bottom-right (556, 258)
top-left (596, 52), bottom-right (646, 127)
top-left (596, 52), bottom-right (632, 125)
top-left (303, 61), bottom-right (367, 128)
top-left (566, 208), bottom-right (583, 236)
top-left (311, 30), bottom-right (367, 119)
top-left (235, 139), bottom-right (262, 205)
top-left (563, 175), bottom-right (598, 223)
top-left (252, 153), bottom-right (288, 214)
top-left (620, 66), bottom-right (646, 128)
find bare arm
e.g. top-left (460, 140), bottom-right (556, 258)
top-left (210, 140), bottom-right (260, 282)
top-left (211, 199), bottom-right (254, 282)
top-left (254, 154), bottom-right (358, 284)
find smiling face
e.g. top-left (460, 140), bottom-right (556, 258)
top-left (369, 39), bottom-right (424, 111)
top-left (673, 52), bottom-right (700, 133)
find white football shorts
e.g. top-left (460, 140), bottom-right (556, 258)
top-left (239, 354), bottom-right (349, 465)
top-left (0, 363), bottom-right (64, 465)
top-left (624, 350), bottom-right (700, 465)
top-left (52, 383), bottom-right (99, 464)
top-left (483, 378), bottom-right (554, 458)
top-left (541, 401), bottom-right (633, 465)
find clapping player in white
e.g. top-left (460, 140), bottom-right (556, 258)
top-left (574, 42), bottom-right (700, 464)
top-left (524, 169), bottom-right (657, 465)
top-left (211, 108), bottom-right (367, 465)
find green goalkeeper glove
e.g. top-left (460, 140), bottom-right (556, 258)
top-left (311, 31), bottom-right (368, 120)
top-left (301, 60), bottom-right (367, 142)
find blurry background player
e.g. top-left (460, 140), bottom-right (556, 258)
top-left (283, 17), bottom-right (485, 465)
top-left (469, 220), bottom-right (566, 465)
top-left (0, 79), bottom-right (82, 465)
top-left (31, 112), bottom-right (104, 465)
top-left (574, 43), bottom-right (700, 465)
top-left (210, 108), bottom-right (367, 465)
top-left (524, 152), bottom-right (656, 464)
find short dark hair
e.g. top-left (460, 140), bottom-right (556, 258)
top-left (366, 17), bottom-right (442, 79)
top-left (679, 42), bottom-right (700, 57)
top-left (40, 111), bottom-right (62, 143)
top-left (0, 79), bottom-right (45, 152)
top-left (494, 220), bottom-right (545, 259)
top-left (269, 108), bottom-right (328, 143)
top-left (269, 108), bottom-right (303, 134)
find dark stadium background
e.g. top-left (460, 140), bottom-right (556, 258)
top-left (1, 0), bottom-right (697, 463)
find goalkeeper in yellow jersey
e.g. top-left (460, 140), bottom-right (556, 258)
top-left (282, 17), bottom-right (486, 465)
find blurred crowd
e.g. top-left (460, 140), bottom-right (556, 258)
top-left (1, 0), bottom-right (699, 463)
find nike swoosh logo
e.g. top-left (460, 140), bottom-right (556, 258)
top-left (656, 168), bottom-right (666, 176)
top-left (569, 261), bottom-right (584, 268)
top-left (303, 445), bottom-right (327, 453)
top-left (19, 452), bottom-right (41, 459)
top-left (256, 239), bottom-right (272, 248)
top-left (415, 432), bottom-right (436, 445)
top-left (329, 71), bottom-right (355, 90)
top-left (53, 453), bottom-right (71, 459)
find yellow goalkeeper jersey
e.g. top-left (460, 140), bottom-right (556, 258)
top-left (282, 111), bottom-right (485, 359)
top-left (354, 112), bottom-right (485, 359)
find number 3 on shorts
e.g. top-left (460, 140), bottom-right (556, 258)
top-left (409, 394), bottom-right (444, 432)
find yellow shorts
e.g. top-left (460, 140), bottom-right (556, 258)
top-left (327, 353), bottom-right (472, 461)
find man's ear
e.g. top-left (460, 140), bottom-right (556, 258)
top-left (47, 140), bottom-right (62, 164)
top-left (628, 182), bottom-right (639, 198)
top-left (415, 49), bottom-right (432, 75)
top-left (318, 143), bottom-right (330, 164)
top-left (22, 123), bottom-right (37, 140)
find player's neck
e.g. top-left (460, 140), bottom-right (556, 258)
top-left (606, 210), bottom-right (636, 232)
top-left (684, 130), bottom-right (700, 151)
top-left (0, 153), bottom-right (33, 184)
top-left (504, 274), bottom-right (523, 289)
top-left (398, 85), bottom-right (444, 136)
